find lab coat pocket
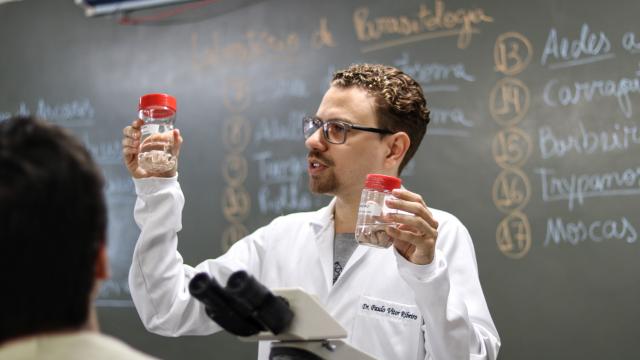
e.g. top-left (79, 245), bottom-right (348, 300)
top-left (351, 295), bottom-right (422, 360)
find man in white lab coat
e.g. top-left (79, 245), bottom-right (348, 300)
top-left (122, 64), bottom-right (500, 359)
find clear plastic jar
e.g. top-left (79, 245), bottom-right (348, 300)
top-left (355, 174), bottom-right (402, 248)
top-left (137, 93), bottom-right (177, 174)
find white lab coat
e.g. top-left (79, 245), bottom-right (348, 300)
top-left (129, 177), bottom-right (500, 360)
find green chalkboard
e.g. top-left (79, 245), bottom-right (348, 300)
top-left (1, 0), bottom-right (639, 359)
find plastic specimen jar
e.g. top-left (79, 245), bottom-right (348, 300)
top-left (355, 174), bottom-right (402, 248)
top-left (137, 93), bottom-right (177, 174)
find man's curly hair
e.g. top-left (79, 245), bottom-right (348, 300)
top-left (332, 63), bottom-right (430, 174)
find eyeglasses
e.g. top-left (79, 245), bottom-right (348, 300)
top-left (302, 116), bottom-right (394, 144)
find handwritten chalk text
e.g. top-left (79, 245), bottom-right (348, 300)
top-left (541, 24), bottom-right (612, 69)
top-left (545, 217), bottom-right (637, 246)
top-left (538, 122), bottom-right (640, 159)
top-left (536, 167), bottom-right (640, 210)
top-left (542, 75), bottom-right (640, 118)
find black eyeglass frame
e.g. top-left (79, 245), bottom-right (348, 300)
top-left (302, 116), bottom-right (394, 144)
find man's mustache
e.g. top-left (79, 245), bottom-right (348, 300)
top-left (307, 151), bottom-right (334, 166)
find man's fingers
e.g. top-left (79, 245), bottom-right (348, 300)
top-left (386, 213), bottom-right (428, 232)
top-left (172, 129), bottom-right (183, 155)
top-left (386, 226), bottom-right (422, 246)
top-left (123, 128), bottom-right (139, 140)
top-left (391, 188), bottom-right (426, 205)
top-left (386, 198), bottom-right (429, 218)
top-left (122, 136), bottom-right (139, 148)
top-left (387, 223), bottom-right (437, 251)
top-left (387, 215), bottom-right (437, 242)
top-left (131, 119), bottom-right (144, 129)
top-left (121, 121), bottom-right (180, 179)
top-left (385, 196), bottom-right (439, 229)
top-left (123, 121), bottom-right (143, 139)
top-left (386, 189), bottom-right (438, 265)
top-left (122, 146), bottom-right (138, 156)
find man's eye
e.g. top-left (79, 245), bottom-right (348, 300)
top-left (327, 123), bottom-right (346, 133)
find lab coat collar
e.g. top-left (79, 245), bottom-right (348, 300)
top-left (307, 198), bottom-right (336, 291)
top-left (309, 197), bottom-right (336, 231)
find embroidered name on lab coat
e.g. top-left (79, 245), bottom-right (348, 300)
top-left (358, 296), bottom-right (419, 323)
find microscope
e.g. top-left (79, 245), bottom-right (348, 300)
top-left (189, 271), bottom-right (376, 360)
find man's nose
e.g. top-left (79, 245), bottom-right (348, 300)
top-left (304, 127), bottom-right (328, 151)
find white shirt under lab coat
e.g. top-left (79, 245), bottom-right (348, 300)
top-left (129, 177), bottom-right (500, 360)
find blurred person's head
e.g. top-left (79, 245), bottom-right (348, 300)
top-left (0, 116), bottom-right (108, 344)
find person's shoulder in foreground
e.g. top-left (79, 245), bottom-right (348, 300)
top-left (0, 332), bottom-right (154, 360)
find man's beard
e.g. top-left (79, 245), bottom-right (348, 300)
top-left (307, 151), bottom-right (338, 194)
top-left (308, 170), bottom-right (339, 194)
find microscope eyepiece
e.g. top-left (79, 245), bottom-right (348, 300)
top-left (189, 271), bottom-right (293, 336)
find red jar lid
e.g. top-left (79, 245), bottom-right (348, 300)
top-left (139, 93), bottom-right (177, 112)
top-left (364, 174), bottom-right (402, 191)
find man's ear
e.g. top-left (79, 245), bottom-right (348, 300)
top-left (95, 242), bottom-right (110, 281)
top-left (384, 132), bottom-right (410, 169)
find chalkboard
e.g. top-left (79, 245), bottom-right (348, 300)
top-left (1, 0), bottom-right (639, 359)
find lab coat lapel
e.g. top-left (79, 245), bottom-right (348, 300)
top-left (339, 243), bottom-right (370, 280)
top-left (309, 198), bottom-right (337, 292)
